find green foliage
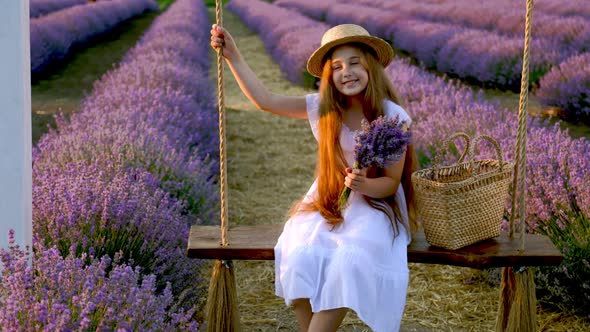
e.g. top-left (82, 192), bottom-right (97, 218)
top-left (204, 0), bottom-right (230, 7)
top-left (529, 67), bottom-right (549, 87)
top-left (46, 219), bottom-right (185, 293)
top-left (535, 200), bottom-right (590, 316)
top-left (156, 0), bottom-right (175, 11)
top-left (302, 72), bottom-right (318, 90)
top-left (204, 0), bottom-right (273, 6)
top-left (52, 221), bottom-right (154, 274)
top-left (418, 140), bottom-right (465, 168)
top-left (417, 148), bottom-right (433, 168)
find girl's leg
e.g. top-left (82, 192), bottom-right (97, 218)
top-left (308, 307), bottom-right (348, 332)
top-left (292, 298), bottom-right (313, 332)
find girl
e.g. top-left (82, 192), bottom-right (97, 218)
top-left (210, 23), bottom-right (417, 332)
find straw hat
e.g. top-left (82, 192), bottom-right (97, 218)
top-left (306, 24), bottom-right (394, 78)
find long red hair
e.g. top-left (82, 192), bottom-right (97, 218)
top-left (293, 44), bottom-right (418, 233)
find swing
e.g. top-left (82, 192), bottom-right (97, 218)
top-left (188, 0), bottom-right (563, 330)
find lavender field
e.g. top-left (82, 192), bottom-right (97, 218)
top-left (2, 0), bottom-right (589, 330)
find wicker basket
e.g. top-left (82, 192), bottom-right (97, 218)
top-left (411, 133), bottom-right (514, 250)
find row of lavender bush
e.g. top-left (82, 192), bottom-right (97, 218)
top-left (342, 0), bottom-right (590, 53)
top-left (475, 0), bottom-right (590, 25)
top-left (229, 0), bottom-right (590, 314)
top-left (534, 0), bottom-right (590, 20)
top-left (1, 0), bottom-right (217, 329)
top-left (275, 0), bottom-right (590, 122)
top-left (30, 0), bottom-right (86, 18)
top-left (536, 52), bottom-right (590, 123)
top-left (30, 0), bottom-right (159, 73)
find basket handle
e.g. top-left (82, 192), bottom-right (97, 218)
top-left (433, 132), bottom-right (471, 166)
top-left (469, 135), bottom-right (506, 170)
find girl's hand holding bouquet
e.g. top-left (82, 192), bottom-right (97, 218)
top-left (338, 115), bottom-right (412, 211)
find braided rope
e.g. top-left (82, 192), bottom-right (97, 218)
top-left (215, 0), bottom-right (229, 247)
top-left (509, 0), bottom-right (534, 251)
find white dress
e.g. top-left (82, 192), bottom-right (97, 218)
top-left (274, 93), bottom-right (413, 332)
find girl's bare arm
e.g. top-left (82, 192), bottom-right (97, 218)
top-left (211, 24), bottom-right (307, 119)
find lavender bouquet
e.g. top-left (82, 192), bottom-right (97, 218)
top-left (338, 115), bottom-right (412, 210)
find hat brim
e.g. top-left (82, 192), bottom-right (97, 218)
top-left (306, 35), bottom-right (394, 78)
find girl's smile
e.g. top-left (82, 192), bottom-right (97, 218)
top-left (343, 79), bottom-right (359, 87)
top-left (331, 45), bottom-right (369, 97)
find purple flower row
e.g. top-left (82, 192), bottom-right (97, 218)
top-left (30, 0), bottom-right (159, 73)
top-left (343, 0), bottom-right (590, 21)
top-left (226, 0), bottom-right (328, 84)
top-left (536, 52), bottom-right (590, 122)
top-left (340, 0), bottom-right (590, 53)
top-left (535, 0), bottom-right (590, 20)
top-left (30, 0), bottom-right (86, 18)
top-left (484, 0), bottom-right (590, 21)
top-left (16, 0), bottom-right (217, 327)
top-left (0, 231), bottom-right (198, 331)
top-left (229, 0), bottom-right (590, 229)
top-left (275, 0), bottom-right (570, 89)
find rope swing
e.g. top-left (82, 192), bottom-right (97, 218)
top-left (497, 0), bottom-right (537, 331)
top-left (204, 1), bottom-right (240, 331)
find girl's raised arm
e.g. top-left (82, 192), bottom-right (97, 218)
top-left (210, 24), bottom-right (307, 119)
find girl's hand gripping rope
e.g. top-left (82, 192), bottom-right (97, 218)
top-left (210, 24), bottom-right (239, 60)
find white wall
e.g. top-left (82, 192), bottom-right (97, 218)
top-left (0, 0), bottom-right (32, 251)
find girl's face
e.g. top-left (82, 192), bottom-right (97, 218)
top-left (330, 45), bottom-right (369, 97)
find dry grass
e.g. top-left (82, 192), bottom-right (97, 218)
top-left (202, 7), bottom-right (590, 332)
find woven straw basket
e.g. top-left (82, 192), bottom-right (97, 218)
top-left (411, 133), bottom-right (514, 250)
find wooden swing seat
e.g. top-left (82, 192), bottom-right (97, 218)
top-left (187, 224), bottom-right (563, 269)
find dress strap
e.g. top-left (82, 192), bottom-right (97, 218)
top-left (306, 93), bottom-right (320, 141)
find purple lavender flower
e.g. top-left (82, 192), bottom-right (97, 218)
top-left (0, 233), bottom-right (198, 331)
top-left (338, 115), bottom-right (412, 210)
top-left (354, 115), bottom-right (412, 169)
top-left (30, 0), bottom-right (86, 18)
